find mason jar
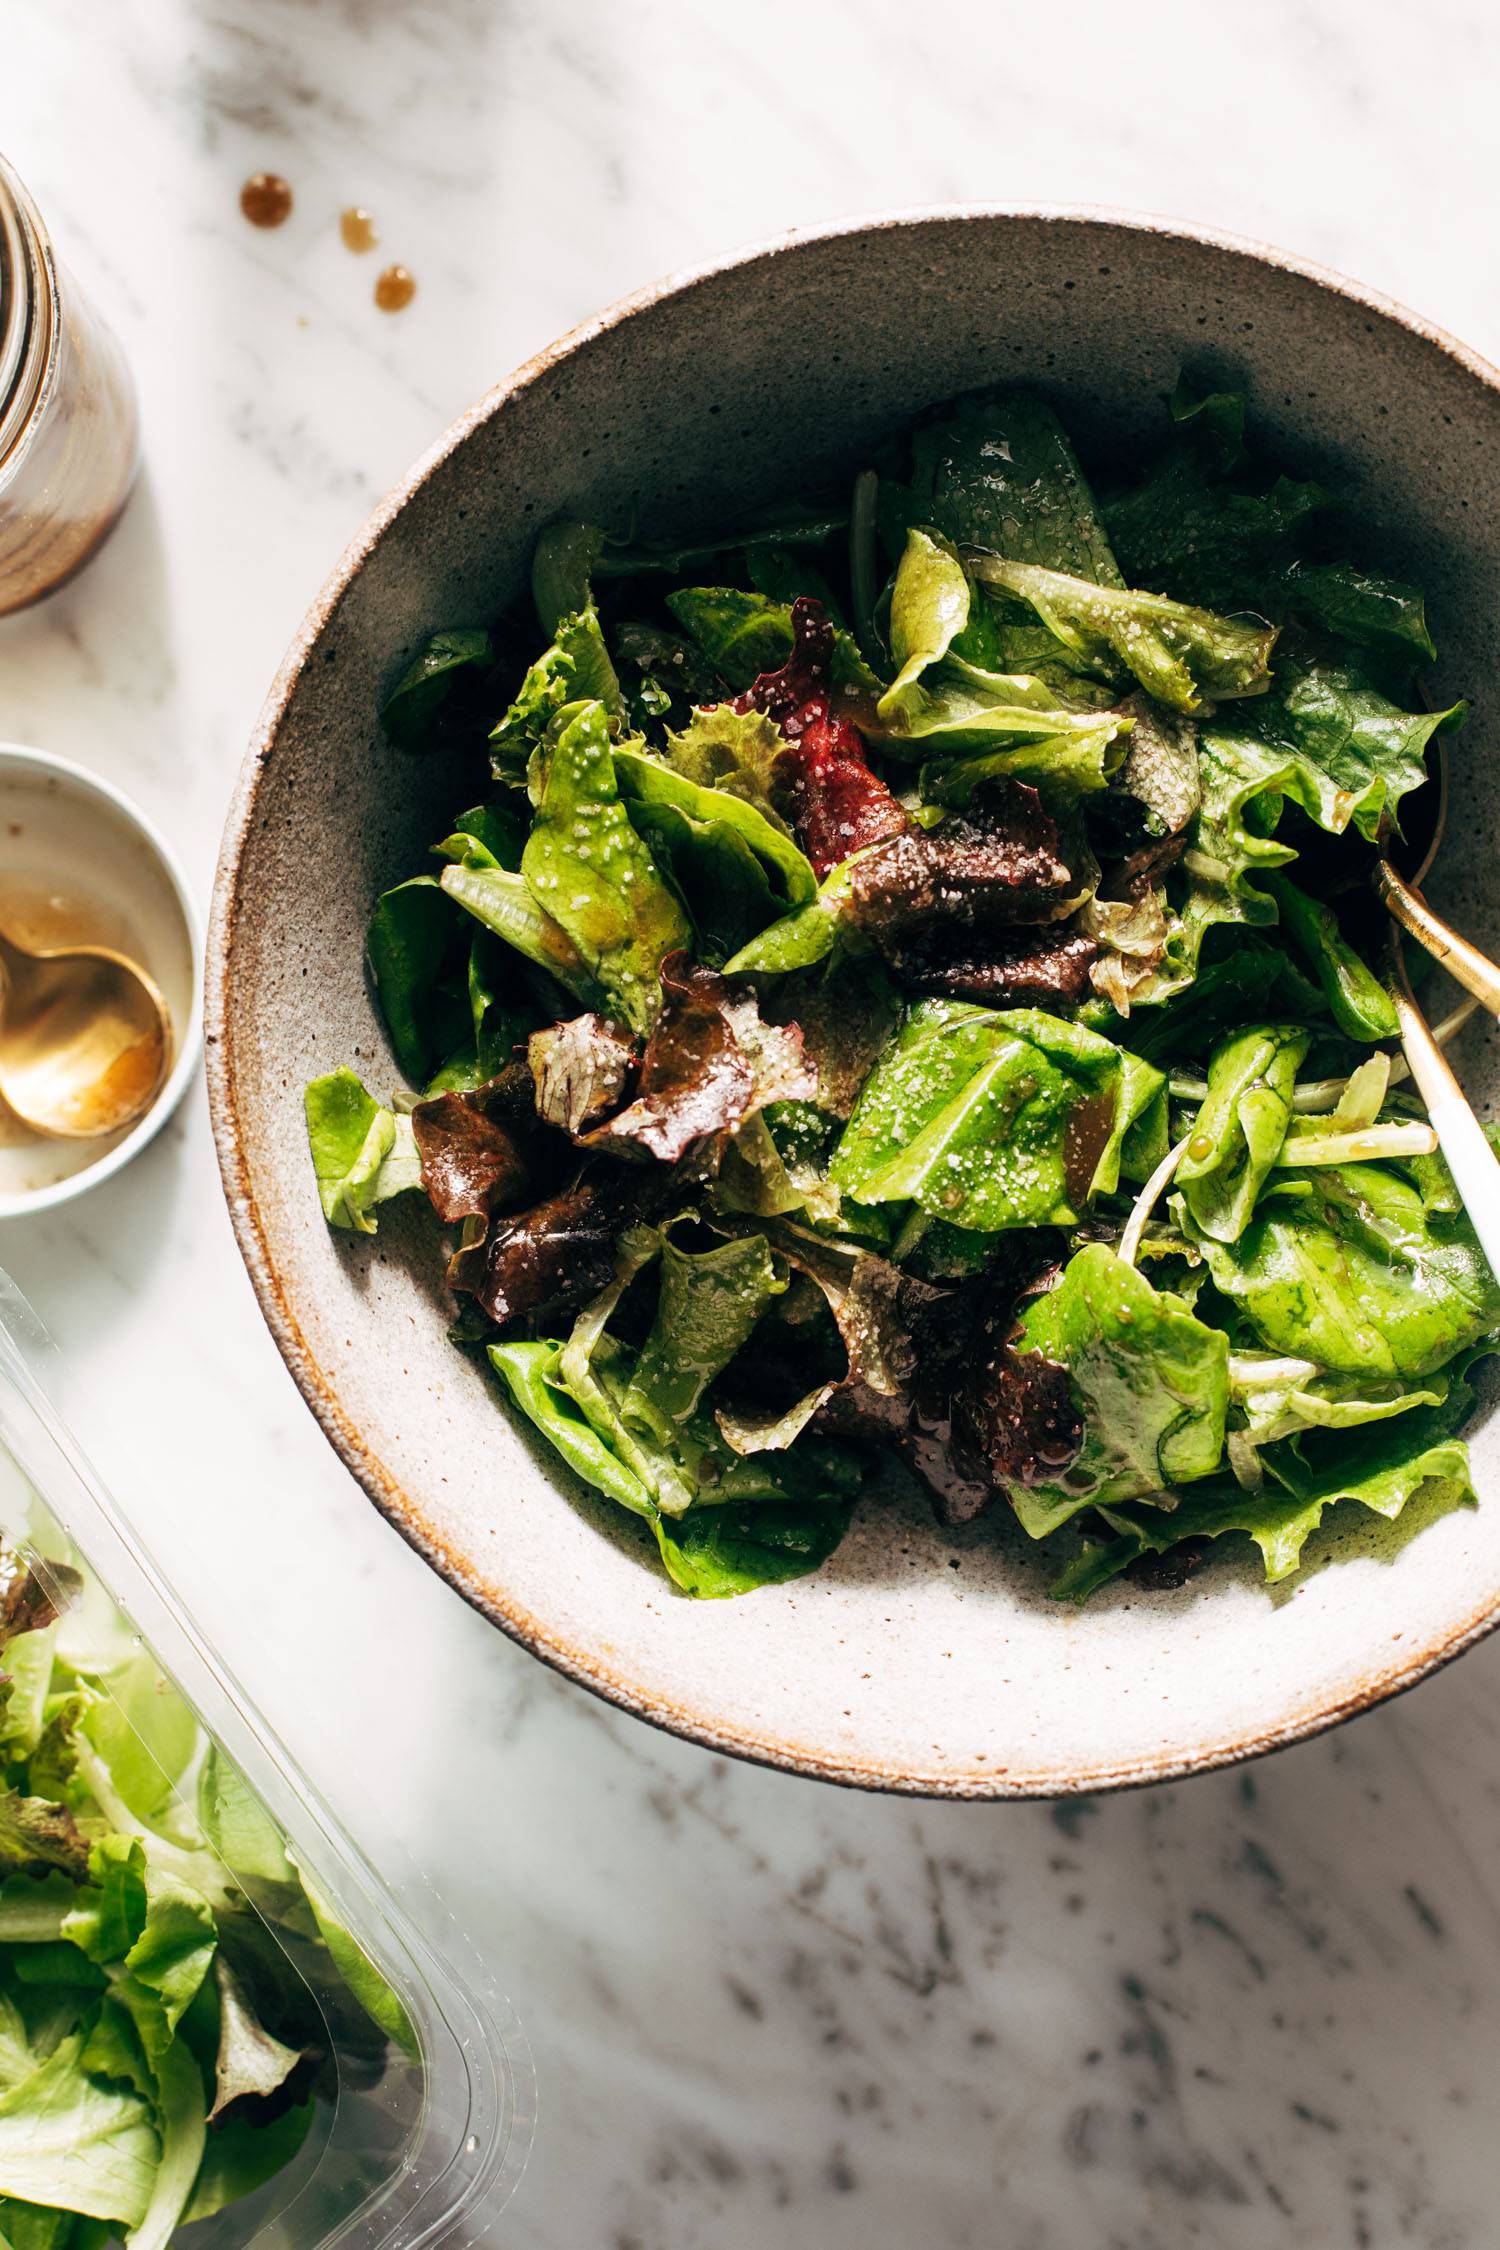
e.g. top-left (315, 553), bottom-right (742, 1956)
top-left (0, 152), bottom-right (138, 614)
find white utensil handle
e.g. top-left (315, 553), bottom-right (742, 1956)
top-left (1390, 975), bottom-right (1500, 1276)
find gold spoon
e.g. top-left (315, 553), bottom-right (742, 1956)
top-left (0, 924), bottom-right (171, 1140)
top-left (1372, 736), bottom-right (1500, 1014)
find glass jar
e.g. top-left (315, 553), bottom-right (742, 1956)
top-left (0, 152), bottom-right (139, 614)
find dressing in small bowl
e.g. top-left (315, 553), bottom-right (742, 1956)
top-left (0, 745), bottom-right (198, 1214)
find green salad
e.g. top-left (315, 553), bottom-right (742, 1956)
top-left (307, 380), bottom-right (1497, 1601)
top-left (0, 1540), bottom-right (409, 2243)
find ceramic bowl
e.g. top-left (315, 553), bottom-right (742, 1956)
top-left (207, 210), bottom-right (1500, 1797)
top-left (0, 743), bottom-right (198, 1216)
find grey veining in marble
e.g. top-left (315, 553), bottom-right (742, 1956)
top-left (6, 1), bottom-right (1500, 2242)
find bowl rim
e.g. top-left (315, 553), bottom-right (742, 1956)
top-left (0, 740), bottom-right (201, 1218)
top-left (206, 201), bottom-right (1500, 1798)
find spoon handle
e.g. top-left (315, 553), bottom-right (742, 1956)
top-left (1376, 858), bottom-right (1500, 1017)
top-left (1389, 941), bottom-right (1500, 1278)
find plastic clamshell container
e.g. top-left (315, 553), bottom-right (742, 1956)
top-left (0, 1269), bottom-right (533, 2245)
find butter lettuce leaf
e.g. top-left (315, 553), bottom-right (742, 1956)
top-left (1055, 1384), bottom-right (1479, 1600)
top-left (1245, 648), bottom-right (1462, 842)
top-left (621, 1232), bottom-right (786, 1446)
top-left (966, 556), bottom-right (1276, 714)
top-left (653, 1495), bottom-right (853, 1599)
top-left (1264, 871), bottom-right (1399, 1041)
top-left (0, 2035), bottom-right (158, 2224)
top-left (872, 526), bottom-right (1127, 762)
top-left (520, 701), bottom-right (691, 1035)
top-left (1180, 1163), bottom-right (1500, 1378)
top-left (489, 1341), bottom-right (656, 1518)
top-left (303, 1072), bottom-right (422, 1235)
top-left (489, 605), bottom-right (623, 775)
top-left (439, 862), bottom-right (602, 1008)
top-left (1177, 1023), bottom-right (1308, 1244)
top-left (1103, 380), bottom-right (1327, 609)
top-left (614, 747), bottom-right (816, 907)
top-left (829, 1001), bottom-right (1162, 1231)
top-left (1008, 1245), bottom-right (1230, 1537)
top-left (666, 589), bottom-right (881, 699)
top-left (379, 628), bottom-right (492, 752)
top-left (365, 878), bottom-right (470, 1086)
top-left (881, 391), bottom-right (1123, 583)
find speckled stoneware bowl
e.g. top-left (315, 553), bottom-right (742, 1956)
top-left (208, 209), bottom-right (1500, 1797)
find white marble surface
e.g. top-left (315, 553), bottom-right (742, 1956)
top-left (6, 2), bottom-right (1500, 2241)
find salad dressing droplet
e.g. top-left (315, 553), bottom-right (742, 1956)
top-left (240, 173), bottom-right (293, 228)
top-left (375, 263), bottom-right (417, 313)
top-left (340, 205), bottom-right (379, 253)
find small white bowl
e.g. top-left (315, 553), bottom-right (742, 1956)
top-left (0, 744), bottom-right (200, 1216)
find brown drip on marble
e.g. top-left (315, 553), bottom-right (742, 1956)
top-left (340, 206), bottom-right (379, 253)
top-left (240, 173), bottom-right (293, 229)
top-left (374, 263), bottom-right (416, 313)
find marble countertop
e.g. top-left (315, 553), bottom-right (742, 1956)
top-left (7, 3), bottom-right (1500, 2242)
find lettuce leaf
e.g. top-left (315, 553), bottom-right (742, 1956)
top-left (0, 1799), bottom-right (88, 1881)
top-left (489, 1340), bottom-right (657, 1518)
top-left (1111, 694), bottom-right (1201, 838)
top-left (125, 2040), bottom-right (204, 2250)
top-left (544, 956), bottom-right (815, 1165)
top-left (181, 2098), bottom-right (314, 2225)
top-left (303, 1072), bottom-right (422, 1235)
top-left (1264, 871), bottom-right (1399, 1041)
top-left (437, 862), bottom-right (601, 1008)
top-left (365, 877), bottom-right (470, 1086)
top-left (1122, 938), bottom-right (1324, 1067)
top-left (379, 628), bottom-right (492, 752)
top-left (0, 2036), bottom-right (158, 2224)
top-left (659, 705), bottom-right (789, 820)
top-left (489, 605), bottom-right (622, 774)
top-left (489, 1250), bottom-right (863, 1598)
top-left (881, 391), bottom-right (1124, 584)
top-left (966, 556), bottom-right (1276, 714)
top-left (1168, 729), bottom-right (1297, 983)
top-left (923, 725), bottom-right (1124, 810)
top-left (869, 537), bottom-right (1130, 763)
top-left (1226, 1357), bottom-right (1447, 1492)
top-left (622, 1232), bottom-right (786, 1446)
top-left (714, 1236), bottom-right (920, 1456)
top-left (531, 512), bottom-right (849, 634)
top-left (882, 528), bottom-right (972, 702)
top-left (1177, 1023), bottom-right (1308, 1244)
top-left (1007, 1246), bottom-right (1230, 1537)
top-left (830, 1001), bottom-right (1162, 1231)
top-left (1102, 380), bottom-right (1328, 608)
top-left (0, 1546), bottom-right (411, 2239)
top-left (665, 589), bottom-right (880, 700)
top-left (614, 747), bottom-right (816, 907)
top-left (520, 701), bottom-right (691, 1035)
top-left (721, 853), bottom-right (873, 977)
top-left (411, 1066), bottom-right (560, 1225)
top-left (115, 1879), bottom-right (217, 2065)
top-left (1179, 1163), bottom-right (1500, 1378)
top-left (1281, 561), bottom-right (1436, 669)
top-left (653, 1497), bottom-right (852, 1599)
top-left (1246, 648), bottom-right (1463, 842)
top-left (1146, 664), bottom-right (1455, 999)
top-left (1056, 1388), bottom-right (1477, 1600)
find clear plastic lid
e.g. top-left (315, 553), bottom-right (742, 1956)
top-left (0, 1268), bottom-right (533, 2245)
